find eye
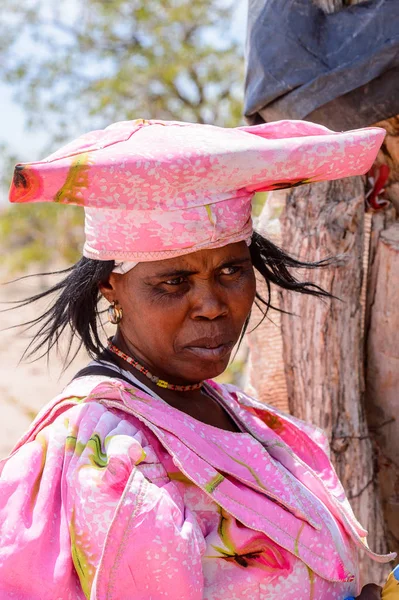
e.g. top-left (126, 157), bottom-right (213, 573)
top-left (220, 266), bottom-right (240, 276)
top-left (164, 276), bottom-right (187, 286)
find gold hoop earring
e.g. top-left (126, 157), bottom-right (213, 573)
top-left (108, 301), bottom-right (123, 325)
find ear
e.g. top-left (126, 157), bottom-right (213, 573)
top-left (98, 273), bottom-right (120, 304)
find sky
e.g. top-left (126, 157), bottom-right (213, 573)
top-left (0, 0), bottom-right (248, 166)
top-left (0, 83), bottom-right (49, 159)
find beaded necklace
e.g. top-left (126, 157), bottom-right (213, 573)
top-left (107, 339), bottom-right (203, 392)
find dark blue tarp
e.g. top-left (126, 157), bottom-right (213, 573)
top-left (244, 0), bottom-right (399, 128)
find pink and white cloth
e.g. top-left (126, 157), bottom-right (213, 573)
top-left (9, 119), bottom-right (385, 263)
top-left (0, 376), bottom-right (394, 599)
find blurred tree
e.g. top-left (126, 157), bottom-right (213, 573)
top-left (0, 136), bottom-right (83, 271)
top-left (0, 0), bottom-right (243, 138)
top-left (0, 0), bottom-right (243, 271)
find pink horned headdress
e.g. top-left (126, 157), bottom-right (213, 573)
top-left (9, 118), bottom-right (385, 262)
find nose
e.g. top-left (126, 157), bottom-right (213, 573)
top-left (190, 280), bottom-right (229, 321)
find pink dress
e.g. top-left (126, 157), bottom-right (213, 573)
top-left (0, 376), bottom-right (393, 599)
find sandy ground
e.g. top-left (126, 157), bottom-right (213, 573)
top-left (0, 271), bottom-right (89, 457)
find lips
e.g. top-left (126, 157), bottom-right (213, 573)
top-left (184, 335), bottom-right (235, 361)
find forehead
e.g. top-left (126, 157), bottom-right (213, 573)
top-left (135, 241), bottom-right (251, 277)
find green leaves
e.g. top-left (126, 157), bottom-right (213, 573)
top-left (0, 203), bottom-right (84, 271)
top-left (0, 0), bottom-right (244, 271)
top-left (0, 0), bottom-right (243, 137)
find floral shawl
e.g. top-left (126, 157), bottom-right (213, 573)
top-left (0, 376), bottom-right (394, 599)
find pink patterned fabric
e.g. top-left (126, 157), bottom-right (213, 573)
top-left (0, 375), bottom-right (394, 599)
top-left (9, 119), bottom-right (385, 262)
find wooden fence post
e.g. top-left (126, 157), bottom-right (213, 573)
top-left (277, 177), bottom-right (389, 584)
top-left (246, 191), bottom-right (289, 411)
top-left (244, 0), bottom-right (398, 583)
top-left (365, 221), bottom-right (399, 556)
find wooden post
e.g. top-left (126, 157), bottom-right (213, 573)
top-left (245, 0), bottom-right (398, 583)
top-left (246, 191), bottom-right (289, 411)
top-left (365, 221), bottom-right (399, 555)
top-left (278, 177), bottom-right (390, 584)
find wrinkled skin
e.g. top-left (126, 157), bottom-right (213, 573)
top-left (99, 241), bottom-right (256, 430)
top-left (100, 241), bottom-right (256, 384)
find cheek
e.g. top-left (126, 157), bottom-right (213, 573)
top-left (233, 273), bottom-right (256, 317)
top-left (122, 294), bottom-right (184, 349)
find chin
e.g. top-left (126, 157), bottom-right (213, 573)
top-left (190, 358), bottom-right (230, 382)
top-left (178, 345), bottom-right (233, 382)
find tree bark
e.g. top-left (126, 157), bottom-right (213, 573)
top-left (374, 116), bottom-right (399, 214)
top-left (246, 191), bottom-right (289, 411)
top-left (245, 1), bottom-right (397, 582)
top-left (278, 177), bottom-right (390, 584)
top-left (246, 294), bottom-right (288, 411)
top-left (365, 221), bottom-right (399, 556)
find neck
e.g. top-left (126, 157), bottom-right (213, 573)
top-left (109, 331), bottom-right (203, 391)
top-left (101, 344), bottom-right (205, 406)
top-left (101, 337), bottom-right (241, 432)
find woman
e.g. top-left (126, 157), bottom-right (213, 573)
top-left (0, 119), bottom-right (394, 599)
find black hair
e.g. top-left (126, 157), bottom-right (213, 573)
top-left (249, 230), bottom-right (332, 318)
top-left (4, 231), bottom-right (334, 365)
top-left (4, 258), bottom-right (115, 365)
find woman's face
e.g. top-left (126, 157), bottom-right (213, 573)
top-left (100, 241), bottom-right (256, 384)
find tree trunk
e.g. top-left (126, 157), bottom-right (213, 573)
top-left (245, 1), bottom-right (398, 583)
top-left (374, 116), bottom-right (399, 214)
top-left (278, 177), bottom-right (390, 584)
top-left (365, 221), bottom-right (399, 557)
top-left (246, 293), bottom-right (288, 411)
top-left (246, 191), bottom-right (289, 411)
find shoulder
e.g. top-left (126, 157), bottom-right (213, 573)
top-left (213, 382), bottom-right (351, 504)
top-left (8, 373), bottom-right (143, 453)
top-left (1, 399), bottom-right (150, 489)
top-left (1, 374), bottom-right (156, 494)
top-left (212, 381), bottom-right (331, 458)
top-left (0, 381), bottom-right (205, 599)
